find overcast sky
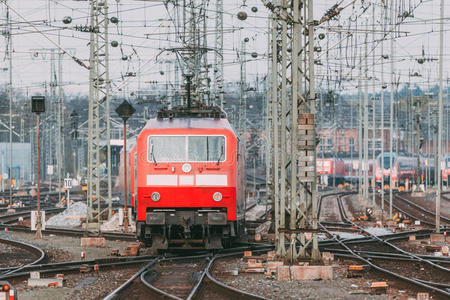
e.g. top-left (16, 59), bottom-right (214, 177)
top-left (0, 0), bottom-right (449, 98)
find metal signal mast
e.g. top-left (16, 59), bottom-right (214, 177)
top-left (86, 0), bottom-right (112, 234)
top-left (264, 0), bottom-right (320, 262)
top-left (213, 0), bottom-right (224, 108)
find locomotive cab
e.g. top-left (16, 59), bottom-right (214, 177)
top-left (134, 104), bottom-right (245, 252)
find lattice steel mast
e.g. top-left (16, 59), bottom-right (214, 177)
top-left (213, 0), bottom-right (224, 108)
top-left (264, 0), bottom-right (320, 262)
top-left (86, 0), bottom-right (112, 234)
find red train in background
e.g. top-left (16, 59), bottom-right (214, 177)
top-left (444, 155), bottom-right (450, 184)
top-left (317, 157), bottom-right (373, 185)
top-left (316, 153), bottom-right (448, 188)
top-left (374, 152), bottom-right (442, 187)
top-left (375, 153), bottom-right (416, 187)
top-left (129, 103), bottom-right (246, 252)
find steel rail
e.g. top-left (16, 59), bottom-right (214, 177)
top-left (318, 192), bottom-right (450, 296)
top-left (338, 194), bottom-right (450, 273)
top-left (0, 254), bottom-right (157, 274)
top-left (107, 253), bottom-right (214, 300)
top-left (319, 222), bottom-right (450, 298)
top-left (0, 224), bottom-right (137, 241)
top-left (0, 256), bottom-right (155, 280)
top-left (0, 207), bottom-right (63, 224)
top-left (318, 230), bottom-right (449, 248)
top-left (138, 253), bottom-right (230, 300)
top-left (394, 193), bottom-right (450, 224)
top-left (103, 258), bottom-right (160, 300)
top-left (185, 258), bottom-right (209, 300)
top-left (326, 248), bottom-right (450, 264)
top-left (140, 268), bottom-right (182, 300)
top-left (376, 192), bottom-right (441, 227)
top-left (202, 249), bottom-right (271, 300)
top-left (137, 247), bottom-right (273, 300)
top-left (0, 237), bottom-right (46, 277)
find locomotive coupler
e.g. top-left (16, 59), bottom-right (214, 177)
top-left (168, 224), bottom-right (172, 241)
top-left (182, 217), bottom-right (192, 239)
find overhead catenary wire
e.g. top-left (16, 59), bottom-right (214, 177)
top-left (0, 0), bottom-right (88, 69)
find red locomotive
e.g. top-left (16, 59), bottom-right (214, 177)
top-left (130, 103), bottom-right (246, 252)
top-left (442, 155), bottom-right (449, 184)
top-left (317, 157), bottom-right (372, 185)
top-left (375, 152), bottom-right (437, 187)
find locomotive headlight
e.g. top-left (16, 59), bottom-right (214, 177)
top-left (213, 192), bottom-right (222, 202)
top-left (151, 192), bottom-right (160, 202)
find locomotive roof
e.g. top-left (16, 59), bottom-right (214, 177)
top-left (142, 118), bottom-right (237, 135)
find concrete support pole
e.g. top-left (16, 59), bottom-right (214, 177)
top-left (265, 22), bottom-right (272, 219)
top-left (239, 40), bottom-right (247, 134)
top-left (7, 5), bottom-right (13, 205)
top-left (358, 53), bottom-right (363, 200)
top-left (380, 2), bottom-right (386, 212)
top-left (288, 0), bottom-right (300, 261)
top-left (105, 4), bottom-right (112, 220)
top-left (36, 115), bottom-right (42, 239)
top-left (371, 6), bottom-right (376, 207)
top-left (123, 122), bottom-right (128, 233)
top-left (279, 18), bottom-right (287, 258)
top-left (308, 0), bottom-right (320, 262)
top-left (271, 17), bottom-right (280, 255)
top-left (436, 0), bottom-right (444, 233)
top-left (57, 40), bottom-right (63, 204)
top-left (363, 21), bottom-right (369, 205)
top-left (389, 0), bottom-right (395, 219)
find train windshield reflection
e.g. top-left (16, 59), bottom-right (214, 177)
top-left (379, 153), bottom-right (395, 169)
top-left (149, 135), bottom-right (226, 162)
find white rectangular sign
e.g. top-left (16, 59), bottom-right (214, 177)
top-left (31, 211), bottom-right (46, 231)
top-left (47, 165), bottom-right (54, 175)
top-left (64, 178), bottom-right (73, 189)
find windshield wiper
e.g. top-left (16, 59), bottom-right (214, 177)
top-left (217, 145), bottom-right (224, 165)
top-left (151, 152), bottom-right (158, 165)
top-left (150, 142), bottom-right (158, 165)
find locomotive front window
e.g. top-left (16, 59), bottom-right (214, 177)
top-left (380, 154), bottom-right (395, 169)
top-left (149, 136), bottom-right (186, 162)
top-left (148, 135), bottom-right (226, 162)
top-left (188, 136), bottom-right (225, 162)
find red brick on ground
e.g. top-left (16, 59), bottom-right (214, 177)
top-left (267, 261), bottom-right (284, 272)
top-left (276, 265), bottom-right (290, 281)
top-left (290, 265), bottom-right (333, 280)
top-left (80, 237), bottom-right (106, 247)
top-left (430, 234), bottom-right (445, 243)
top-left (416, 292), bottom-right (429, 300)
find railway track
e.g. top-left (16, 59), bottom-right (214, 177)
top-left (0, 204), bottom-right (137, 241)
top-left (0, 237), bottom-right (46, 278)
top-left (0, 254), bottom-right (157, 281)
top-left (104, 246), bottom-right (272, 300)
top-left (142, 254), bottom-right (210, 299)
top-left (0, 207), bottom-right (63, 224)
top-left (318, 192), bottom-right (450, 298)
top-left (338, 194), bottom-right (449, 270)
top-left (1, 224), bottom-right (137, 241)
top-left (392, 193), bottom-right (450, 226)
